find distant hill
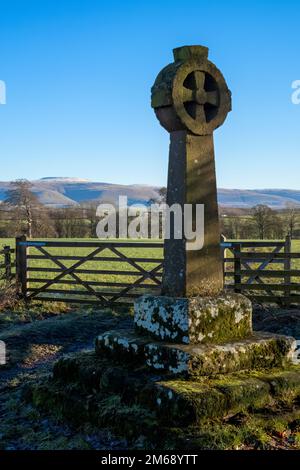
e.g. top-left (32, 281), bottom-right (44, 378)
top-left (0, 178), bottom-right (160, 208)
top-left (0, 178), bottom-right (300, 209)
top-left (218, 189), bottom-right (300, 209)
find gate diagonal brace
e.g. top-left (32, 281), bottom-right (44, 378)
top-left (244, 245), bottom-right (284, 285)
top-left (27, 246), bottom-right (109, 303)
top-left (109, 246), bottom-right (162, 285)
top-left (109, 263), bottom-right (163, 302)
top-left (241, 260), bottom-right (276, 299)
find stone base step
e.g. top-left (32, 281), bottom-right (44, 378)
top-left (150, 368), bottom-right (300, 425)
top-left (95, 328), bottom-right (296, 377)
top-left (43, 351), bottom-right (300, 428)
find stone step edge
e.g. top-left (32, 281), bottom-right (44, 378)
top-left (148, 367), bottom-right (300, 424)
top-left (95, 328), bottom-right (296, 377)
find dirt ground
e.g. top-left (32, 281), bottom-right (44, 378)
top-left (0, 304), bottom-right (134, 449)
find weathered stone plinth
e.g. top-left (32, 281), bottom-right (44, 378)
top-left (96, 329), bottom-right (296, 377)
top-left (97, 292), bottom-right (296, 377)
top-left (134, 293), bottom-right (252, 344)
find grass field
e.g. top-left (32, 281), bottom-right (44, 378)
top-left (1, 237), bottom-right (300, 303)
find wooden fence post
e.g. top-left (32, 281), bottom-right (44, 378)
top-left (3, 246), bottom-right (12, 282)
top-left (16, 235), bottom-right (28, 298)
top-left (221, 234), bottom-right (226, 283)
top-left (284, 234), bottom-right (291, 307)
top-left (234, 243), bottom-right (241, 293)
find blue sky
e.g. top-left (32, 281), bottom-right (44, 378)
top-left (0, 0), bottom-right (299, 189)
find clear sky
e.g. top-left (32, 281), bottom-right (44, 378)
top-left (0, 0), bottom-right (299, 189)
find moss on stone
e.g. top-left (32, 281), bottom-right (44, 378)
top-left (31, 381), bottom-right (92, 426)
top-left (153, 380), bottom-right (228, 425)
top-left (95, 328), bottom-right (295, 378)
top-left (53, 352), bottom-right (109, 392)
top-left (257, 369), bottom-right (300, 403)
top-left (188, 333), bottom-right (295, 378)
top-left (27, 351), bottom-right (300, 449)
top-left (188, 294), bottom-right (252, 344)
top-left (153, 376), bottom-right (270, 425)
top-left (134, 293), bottom-right (252, 344)
top-left (214, 377), bottom-right (271, 411)
top-left (96, 394), bottom-right (157, 438)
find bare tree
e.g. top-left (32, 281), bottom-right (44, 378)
top-left (4, 179), bottom-right (55, 238)
top-left (284, 205), bottom-right (299, 239)
top-left (52, 207), bottom-right (89, 238)
top-left (269, 213), bottom-right (285, 239)
top-left (149, 187), bottom-right (167, 205)
top-left (83, 203), bottom-right (99, 238)
top-left (227, 216), bottom-right (242, 239)
top-left (5, 179), bottom-right (39, 237)
top-left (251, 204), bottom-right (274, 239)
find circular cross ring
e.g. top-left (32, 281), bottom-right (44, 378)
top-left (172, 59), bottom-right (231, 135)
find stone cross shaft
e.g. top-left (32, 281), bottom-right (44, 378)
top-left (151, 45), bottom-right (231, 297)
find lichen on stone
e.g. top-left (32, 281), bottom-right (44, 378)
top-left (134, 293), bottom-right (252, 345)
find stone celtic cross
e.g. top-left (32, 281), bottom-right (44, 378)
top-left (151, 45), bottom-right (231, 297)
top-left (98, 45), bottom-right (295, 385)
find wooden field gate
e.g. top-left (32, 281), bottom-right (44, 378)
top-left (11, 235), bottom-right (300, 306)
top-left (15, 236), bottom-right (164, 306)
top-left (222, 235), bottom-right (300, 306)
